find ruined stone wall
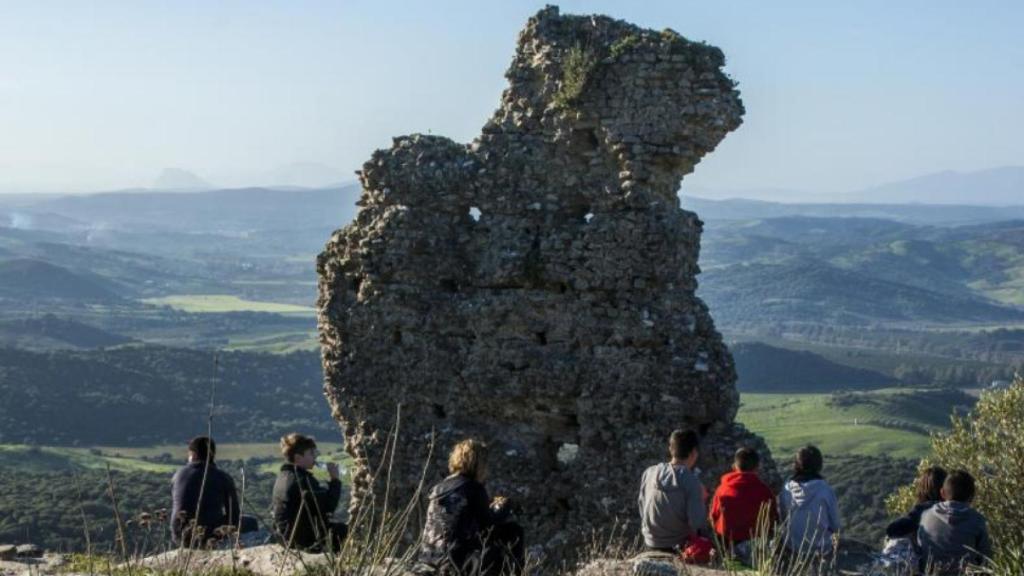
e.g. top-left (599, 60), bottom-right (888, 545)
top-left (317, 6), bottom-right (778, 557)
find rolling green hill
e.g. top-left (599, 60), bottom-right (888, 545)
top-left (736, 389), bottom-right (975, 459)
top-left (0, 259), bottom-right (123, 302)
top-left (0, 346), bottom-right (335, 445)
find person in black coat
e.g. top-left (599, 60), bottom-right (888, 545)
top-left (886, 466), bottom-right (947, 539)
top-left (418, 439), bottom-right (525, 576)
top-left (272, 433), bottom-right (347, 552)
top-left (171, 436), bottom-right (258, 546)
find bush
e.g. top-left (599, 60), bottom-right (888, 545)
top-left (887, 373), bottom-right (1024, 564)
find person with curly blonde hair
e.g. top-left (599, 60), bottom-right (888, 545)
top-left (417, 439), bottom-right (524, 575)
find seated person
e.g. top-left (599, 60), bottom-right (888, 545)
top-left (779, 445), bottom-right (841, 554)
top-left (886, 466), bottom-right (946, 540)
top-left (638, 429), bottom-right (708, 553)
top-left (709, 447), bottom-right (777, 547)
top-left (418, 439), bottom-right (524, 576)
top-left (272, 433), bottom-right (347, 552)
top-left (171, 436), bottom-right (258, 546)
top-left (917, 470), bottom-right (991, 575)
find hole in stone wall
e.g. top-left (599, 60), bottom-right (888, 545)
top-left (349, 276), bottom-right (362, 293)
top-left (558, 282), bottom-right (569, 294)
top-left (698, 423), bottom-right (711, 436)
top-left (439, 279), bottom-right (460, 293)
top-left (535, 331), bottom-right (548, 346)
top-left (556, 442), bottom-right (579, 465)
top-left (432, 403), bottom-right (447, 419)
top-left (556, 497), bottom-right (572, 512)
top-left (469, 206), bottom-right (482, 221)
top-left (392, 329), bottom-right (403, 345)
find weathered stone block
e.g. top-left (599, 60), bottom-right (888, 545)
top-left (317, 5), bottom-right (777, 560)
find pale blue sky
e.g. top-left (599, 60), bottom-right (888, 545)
top-left (1, 1), bottom-right (1022, 197)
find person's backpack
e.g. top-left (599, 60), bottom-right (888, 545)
top-left (681, 534), bottom-right (714, 564)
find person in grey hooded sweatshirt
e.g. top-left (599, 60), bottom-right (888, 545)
top-left (779, 445), bottom-right (841, 555)
top-left (638, 429), bottom-right (708, 551)
top-left (917, 470), bottom-right (991, 575)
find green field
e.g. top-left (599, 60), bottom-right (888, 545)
top-left (0, 442), bottom-right (349, 477)
top-left (736, 389), bottom-right (972, 459)
top-left (141, 294), bottom-right (314, 315)
top-left (225, 329), bottom-right (320, 353)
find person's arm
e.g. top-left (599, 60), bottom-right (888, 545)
top-left (825, 485), bottom-right (841, 534)
top-left (975, 517), bottom-right (993, 564)
top-left (473, 483), bottom-right (494, 530)
top-left (223, 474), bottom-right (240, 527)
top-left (638, 469), bottom-right (647, 518)
top-left (314, 467), bottom-right (343, 517)
top-left (708, 486), bottom-right (722, 527)
top-left (685, 473), bottom-right (708, 534)
top-left (885, 511), bottom-right (919, 538)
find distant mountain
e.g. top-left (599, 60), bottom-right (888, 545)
top-left (27, 184), bottom-right (362, 234)
top-left (683, 196), bottom-right (1024, 225)
top-left (732, 341), bottom-right (894, 392)
top-left (151, 167), bottom-right (213, 191)
top-left (844, 167), bottom-right (1024, 206)
top-left (0, 259), bottom-right (123, 302)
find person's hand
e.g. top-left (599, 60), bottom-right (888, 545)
top-left (326, 462), bottom-right (340, 480)
top-left (491, 496), bottom-right (508, 510)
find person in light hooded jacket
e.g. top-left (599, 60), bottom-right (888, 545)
top-left (638, 429), bottom-right (708, 551)
top-left (779, 445), bottom-right (841, 554)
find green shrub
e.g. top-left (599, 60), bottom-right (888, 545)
top-left (552, 43), bottom-right (597, 109)
top-left (887, 374), bottom-right (1024, 564)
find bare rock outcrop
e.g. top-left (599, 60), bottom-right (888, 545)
top-left (317, 5), bottom-right (778, 559)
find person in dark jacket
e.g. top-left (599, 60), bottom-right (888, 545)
top-left (886, 466), bottom-right (946, 540)
top-left (171, 436), bottom-right (257, 546)
top-left (272, 433), bottom-right (347, 552)
top-left (917, 470), bottom-right (992, 575)
top-left (418, 439), bottom-right (524, 576)
top-left (710, 447), bottom-right (778, 546)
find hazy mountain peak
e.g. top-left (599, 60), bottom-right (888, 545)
top-left (151, 167), bottom-right (212, 191)
top-left (845, 166), bottom-right (1024, 206)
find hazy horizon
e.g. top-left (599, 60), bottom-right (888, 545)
top-left (2, 1), bottom-right (1022, 200)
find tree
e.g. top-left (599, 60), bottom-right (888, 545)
top-left (887, 373), bottom-right (1024, 568)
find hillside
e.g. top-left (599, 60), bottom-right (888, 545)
top-left (0, 347), bottom-right (334, 445)
top-left (0, 259), bottom-right (122, 302)
top-left (700, 257), bottom-right (1022, 327)
top-left (0, 315), bottom-right (132, 350)
top-left (732, 341), bottom-right (895, 391)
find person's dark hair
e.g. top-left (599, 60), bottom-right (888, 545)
top-left (669, 429), bottom-right (700, 461)
top-left (792, 445), bottom-right (824, 481)
top-left (280, 433), bottom-right (318, 463)
top-left (734, 447), bottom-right (760, 472)
top-left (943, 469), bottom-right (976, 503)
top-left (188, 436), bottom-right (216, 463)
top-left (915, 466), bottom-right (948, 503)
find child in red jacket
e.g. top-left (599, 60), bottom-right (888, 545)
top-left (710, 447), bottom-right (777, 546)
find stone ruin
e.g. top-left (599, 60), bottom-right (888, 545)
top-left (317, 5), bottom-right (778, 557)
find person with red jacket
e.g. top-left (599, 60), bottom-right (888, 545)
top-left (709, 447), bottom-right (777, 546)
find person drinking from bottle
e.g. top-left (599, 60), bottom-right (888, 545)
top-left (272, 433), bottom-right (348, 552)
